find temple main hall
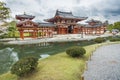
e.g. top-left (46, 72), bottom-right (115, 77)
top-left (16, 10), bottom-right (107, 39)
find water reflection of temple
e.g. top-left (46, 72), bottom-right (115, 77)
top-left (16, 10), bottom-right (107, 39)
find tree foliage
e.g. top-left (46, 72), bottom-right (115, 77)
top-left (108, 22), bottom-right (120, 31)
top-left (0, 1), bottom-right (10, 21)
top-left (113, 22), bottom-right (120, 31)
top-left (107, 24), bottom-right (114, 31)
top-left (7, 21), bottom-right (20, 38)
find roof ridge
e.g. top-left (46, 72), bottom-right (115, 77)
top-left (57, 10), bottom-right (72, 13)
top-left (55, 10), bottom-right (73, 16)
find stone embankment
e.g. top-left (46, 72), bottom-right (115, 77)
top-left (4, 34), bottom-right (112, 45)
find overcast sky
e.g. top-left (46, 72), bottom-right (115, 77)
top-left (1, 0), bottom-right (120, 24)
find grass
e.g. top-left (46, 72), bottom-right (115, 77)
top-left (0, 41), bottom-right (120, 80)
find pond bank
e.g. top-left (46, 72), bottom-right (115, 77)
top-left (0, 41), bottom-right (120, 80)
top-left (6, 33), bottom-right (112, 45)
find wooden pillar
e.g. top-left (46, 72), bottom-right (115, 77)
top-left (84, 28), bottom-right (86, 34)
top-left (86, 28), bottom-right (87, 34)
top-left (87, 28), bottom-right (88, 34)
top-left (91, 28), bottom-right (92, 35)
top-left (99, 27), bottom-right (101, 34)
top-left (47, 27), bottom-right (50, 37)
top-left (87, 28), bottom-right (89, 34)
top-left (98, 27), bottom-right (100, 34)
top-left (81, 76), bottom-right (84, 80)
top-left (20, 30), bottom-right (24, 40)
top-left (35, 30), bottom-right (37, 38)
top-left (97, 28), bottom-right (99, 34)
top-left (66, 26), bottom-right (68, 34)
top-left (85, 28), bottom-right (87, 34)
top-left (42, 27), bottom-right (43, 38)
top-left (33, 30), bottom-right (35, 38)
top-left (58, 27), bottom-right (60, 34)
top-left (33, 29), bottom-right (37, 39)
top-left (58, 26), bottom-right (60, 34)
top-left (47, 28), bottom-right (48, 38)
top-left (52, 27), bottom-right (53, 37)
top-left (36, 27), bottom-right (38, 38)
top-left (82, 27), bottom-right (83, 34)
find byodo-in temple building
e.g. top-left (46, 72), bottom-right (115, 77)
top-left (16, 10), bottom-right (107, 39)
top-left (83, 19), bottom-right (108, 35)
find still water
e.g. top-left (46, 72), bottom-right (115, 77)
top-left (0, 40), bottom-right (94, 74)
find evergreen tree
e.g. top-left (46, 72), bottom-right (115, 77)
top-left (0, 1), bottom-right (10, 21)
top-left (113, 22), bottom-right (120, 31)
top-left (108, 24), bottom-right (113, 31)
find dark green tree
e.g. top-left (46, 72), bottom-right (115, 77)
top-left (107, 24), bottom-right (114, 31)
top-left (0, 1), bottom-right (10, 21)
top-left (8, 21), bottom-right (19, 38)
top-left (113, 22), bottom-right (120, 31)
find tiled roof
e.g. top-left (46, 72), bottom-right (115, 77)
top-left (55, 10), bottom-right (87, 19)
top-left (17, 20), bottom-right (38, 27)
top-left (86, 19), bottom-right (102, 23)
top-left (112, 29), bottom-right (119, 32)
top-left (85, 24), bottom-right (103, 28)
top-left (38, 23), bottom-right (56, 27)
top-left (16, 14), bottom-right (35, 19)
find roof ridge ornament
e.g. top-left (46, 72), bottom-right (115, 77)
top-left (24, 12), bottom-right (26, 15)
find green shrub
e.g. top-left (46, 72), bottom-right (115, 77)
top-left (109, 38), bottom-right (120, 42)
top-left (11, 56), bottom-right (38, 77)
top-left (0, 30), bottom-right (3, 33)
top-left (0, 35), bottom-right (4, 39)
top-left (0, 34), bottom-right (9, 39)
top-left (66, 46), bottom-right (86, 57)
top-left (93, 37), bottom-right (106, 43)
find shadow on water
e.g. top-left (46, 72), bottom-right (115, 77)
top-left (0, 40), bottom-right (95, 74)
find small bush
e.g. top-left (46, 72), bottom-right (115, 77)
top-left (0, 35), bottom-right (4, 39)
top-left (93, 37), bottom-right (106, 43)
top-left (109, 38), bottom-right (120, 42)
top-left (66, 46), bottom-right (86, 57)
top-left (11, 56), bottom-right (38, 77)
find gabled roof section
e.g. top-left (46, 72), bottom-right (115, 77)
top-left (38, 22), bottom-right (56, 27)
top-left (45, 10), bottom-right (88, 22)
top-left (55, 10), bottom-right (73, 18)
top-left (55, 10), bottom-right (87, 20)
top-left (16, 13), bottom-right (35, 20)
top-left (17, 20), bottom-right (38, 27)
top-left (86, 19), bottom-right (102, 23)
top-left (84, 24), bottom-right (103, 28)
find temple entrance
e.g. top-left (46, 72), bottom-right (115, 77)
top-left (68, 25), bottom-right (73, 34)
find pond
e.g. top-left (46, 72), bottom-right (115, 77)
top-left (0, 40), bottom-right (95, 75)
top-left (84, 44), bottom-right (120, 80)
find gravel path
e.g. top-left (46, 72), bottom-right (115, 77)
top-left (84, 44), bottom-right (120, 80)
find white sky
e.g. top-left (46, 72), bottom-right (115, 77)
top-left (1, 0), bottom-right (120, 24)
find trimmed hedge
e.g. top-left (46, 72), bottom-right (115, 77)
top-left (93, 37), bottom-right (106, 43)
top-left (11, 56), bottom-right (38, 77)
top-left (66, 46), bottom-right (86, 57)
top-left (109, 38), bottom-right (120, 42)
